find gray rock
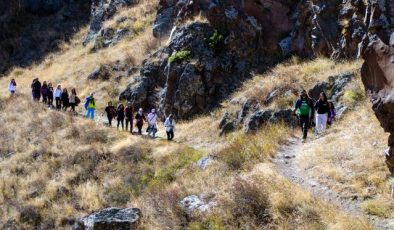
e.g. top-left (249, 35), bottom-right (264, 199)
top-left (180, 195), bottom-right (216, 216)
top-left (87, 65), bottom-right (111, 80)
top-left (197, 156), bottom-right (212, 170)
top-left (153, 6), bottom-right (175, 38)
top-left (80, 207), bottom-right (141, 230)
top-left (244, 110), bottom-right (273, 133)
top-left (279, 37), bottom-right (292, 56)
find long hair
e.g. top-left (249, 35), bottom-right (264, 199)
top-left (320, 92), bottom-right (328, 102)
top-left (71, 88), bottom-right (77, 95)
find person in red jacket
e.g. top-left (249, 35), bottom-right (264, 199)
top-left (124, 102), bottom-right (134, 133)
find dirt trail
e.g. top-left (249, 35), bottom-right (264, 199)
top-left (274, 137), bottom-right (393, 230)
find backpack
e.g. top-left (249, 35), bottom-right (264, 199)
top-left (297, 99), bottom-right (310, 116)
top-left (84, 97), bottom-right (90, 110)
top-left (75, 96), bottom-right (81, 106)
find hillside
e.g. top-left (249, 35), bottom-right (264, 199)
top-left (0, 0), bottom-right (394, 229)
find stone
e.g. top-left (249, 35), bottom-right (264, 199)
top-left (153, 6), bottom-right (175, 38)
top-left (87, 65), bottom-right (111, 80)
top-left (197, 156), bottom-right (212, 170)
top-left (244, 110), bottom-right (273, 133)
top-left (79, 207), bottom-right (141, 230)
top-left (179, 195), bottom-right (216, 216)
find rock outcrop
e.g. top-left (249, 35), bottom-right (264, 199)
top-left (73, 207), bottom-right (141, 230)
top-left (360, 2), bottom-right (394, 175)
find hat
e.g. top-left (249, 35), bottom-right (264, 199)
top-left (151, 109), bottom-right (156, 113)
top-left (139, 108), bottom-right (143, 112)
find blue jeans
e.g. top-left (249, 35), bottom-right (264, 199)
top-left (86, 108), bottom-right (95, 119)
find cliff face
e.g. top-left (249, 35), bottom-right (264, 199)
top-left (0, 0), bottom-right (90, 75)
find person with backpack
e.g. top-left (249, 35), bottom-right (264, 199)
top-left (84, 93), bottom-right (96, 120)
top-left (31, 78), bottom-right (41, 101)
top-left (293, 89), bottom-right (314, 141)
top-left (61, 88), bottom-right (69, 111)
top-left (117, 103), bottom-right (125, 131)
top-left (41, 81), bottom-right (48, 104)
top-left (314, 92), bottom-right (331, 134)
top-left (135, 108), bottom-right (146, 135)
top-left (327, 101), bottom-right (337, 126)
top-left (105, 102), bottom-right (116, 126)
top-left (124, 102), bottom-right (134, 133)
top-left (69, 88), bottom-right (79, 112)
top-left (147, 109), bottom-right (158, 138)
top-left (47, 82), bottom-right (54, 108)
top-left (54, 85), bottom-right (62, 110)
top-left (164, 114), bottom-right (175, 141)
top-left (8, 79), bottom-right (16, 95)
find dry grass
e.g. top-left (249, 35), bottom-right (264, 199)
top-left (297, 91), bottom-right (394, 218)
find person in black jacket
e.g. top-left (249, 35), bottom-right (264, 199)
top-left (135, 108), bottom-right (146, 135)
top-left (314, 92), bottom-right (331, 134)
top-left (47, 82), bottom-right (54, 108)
top-left (292, 89), bottom-right (314, 141)
top-left (31, 78), bottom-right (41, 101)
top-left (61, 88), bottom-right (69, 111)
top-left (117, 104), bottom-right (125, 131)
top-left (105, 102), bottom-right (116, 127)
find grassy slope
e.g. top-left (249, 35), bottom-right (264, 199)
top-left (0, 1), bottom-right (387, 229)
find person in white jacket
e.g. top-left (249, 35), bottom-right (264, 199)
top-left (164, 114), bottom-right (175, 141)
top-left (54, 85), bottom-right (63, 110)
top-left (147, 109), bottom-right (158, 138)
top-left (8, 79), bottom-right (16, 95)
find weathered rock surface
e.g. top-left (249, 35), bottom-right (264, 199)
top-left (180, 195), bottom-right (216, 216)
top-left (74, 207), bottom-right (141, 230)
top-left (360, 2), bottom-right (394, 175)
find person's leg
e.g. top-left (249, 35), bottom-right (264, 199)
top-left (108, 116), bottom-right (112, 126)
top-left (121, 120), bottom-right (124, 130)
top-left (125, 120), bottom-right (129, 131)
top-left (138, 125), bottom-right (142, 135)
top-left (90, 109), bottom-right (95, 119)
top-left (117, 119), bottom-right (120, 129)
top-left (170, 130), bottom-right (174, 140)
top-left (321, 113), bottom-right (328, 131)
top-left (300, 116), bottom-right (308, 139)
top-left (166, 131), bottom-right (170, 140)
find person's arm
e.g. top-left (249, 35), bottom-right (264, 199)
top-left (292, 99), bottom-right (300, 112)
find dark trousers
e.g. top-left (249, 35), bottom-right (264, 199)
top-left (166, 129), bottom-right (174, 140)
top-left (117, 119), bottom-right (124, 130)
top-left (137, 124), bottom-right (143, 135)
top-left (125, 119), bottom-right (133, 133)
top-left (108, 116), bottom-right (113, 126)
top-left (48, 97), bottom-right (53, 107)
top-left (42, 94), bottom-right (47, 104)
top-left (55, 97), bottom-right (61, 109)
top-left (299, 116), bottom-right (309, 139)
top-left (70, 103), bottom-right (76, 112)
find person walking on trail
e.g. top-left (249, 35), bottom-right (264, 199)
top-left (135, 108), bottom-right (146, 135)
top-left (164, 114), bottom-right (175, 141)
top-left (61, 88), bottom-right (70, 111)
top-left (124, 102), bottom-right (134, 133)
top-left (41, 81), bottom-right (48, 104)
top-left (105, 102), bottom-right (116, 127)
top-left (117, 103), bottom-right (125, 131)
top-left (327, 101), bottom-right (337, 126)
top-left (54, 85), bottom-right (62, 110)
top-left (69, 88), bottom-right (79, 112)
top-left (47, 82), bottom-right (54, 108)
top-left (293, 89), bottom-right (314, 141)
top-left (84, 93), bottom-right (96, 120)
top-left (8, 79), bottom-right (16, 95)
top-left (147, 109), bottom-right (158, 138)
top-left (314, 92), bottom-right (331, 134)
top-left (31, 78), bottom-right (41, 101)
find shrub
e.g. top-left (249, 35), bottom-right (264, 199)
top-left (343, 85), bottom-right (365, 105)
top-left (169, 50), bottom-right (192, 64)
top-left (207, 29), bottom-right (225, 52)
top-left (361, 199), bottom-right (390, 218)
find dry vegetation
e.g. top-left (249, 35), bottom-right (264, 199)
top-left (0, 0), bottom-right (390, 228)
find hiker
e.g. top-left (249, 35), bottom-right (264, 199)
top-left (69, 88), bottom-right (79, 112)
top-left (327, 101), bottom-right (337, 126)
top-left (164, 114), bottom-right (175, 141)
top-left (61, 88), bottom-right (69, 111)
top-left (41, 81), bottom-right (48, 104)
top-left (54, 85), bottom-right (62, 110)
top-left (31, 78), bottom-right (41, 101)
top-left (84, 93), bottom-right (96, 120)
top-left (117, 103), bottom-right (125, 131)
top-left (293, 89), bottom-right (314, 141)
top-left (125, 102), bottom-right (134, 133)
top-left (147, 109), bottom-right (158, 138)
top-left (135, 108), bottom-right (146, 135)
top-left (314, 92), bottom-right (331, 134)
top-left (8, 79), bottom-right (16, 95)
top-left (104, 102), bottom-right (116, 127)
top-left (47, 82), bottom-right (54, 108)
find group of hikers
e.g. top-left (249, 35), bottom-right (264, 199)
top-left (293, 89), bottom-right (336, 141)
top-left (8, 78), bottom-right (176, 141)
top-left (9, 77), bottom-right (336, 142)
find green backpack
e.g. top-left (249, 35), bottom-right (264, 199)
top-left (296, 100), bottom-right (310, 116)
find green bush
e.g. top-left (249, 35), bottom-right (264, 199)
top-left (169, 50), bottom-right (192, 64)
top-left (343, 85), bottom-right (365, 105)
top-left (206, 29), bottom-right (225, 52)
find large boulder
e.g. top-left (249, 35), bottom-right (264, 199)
top-left (360, 1), bottom-right (394, 175)
top-left (75, 207), bottom-right (141, 230)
